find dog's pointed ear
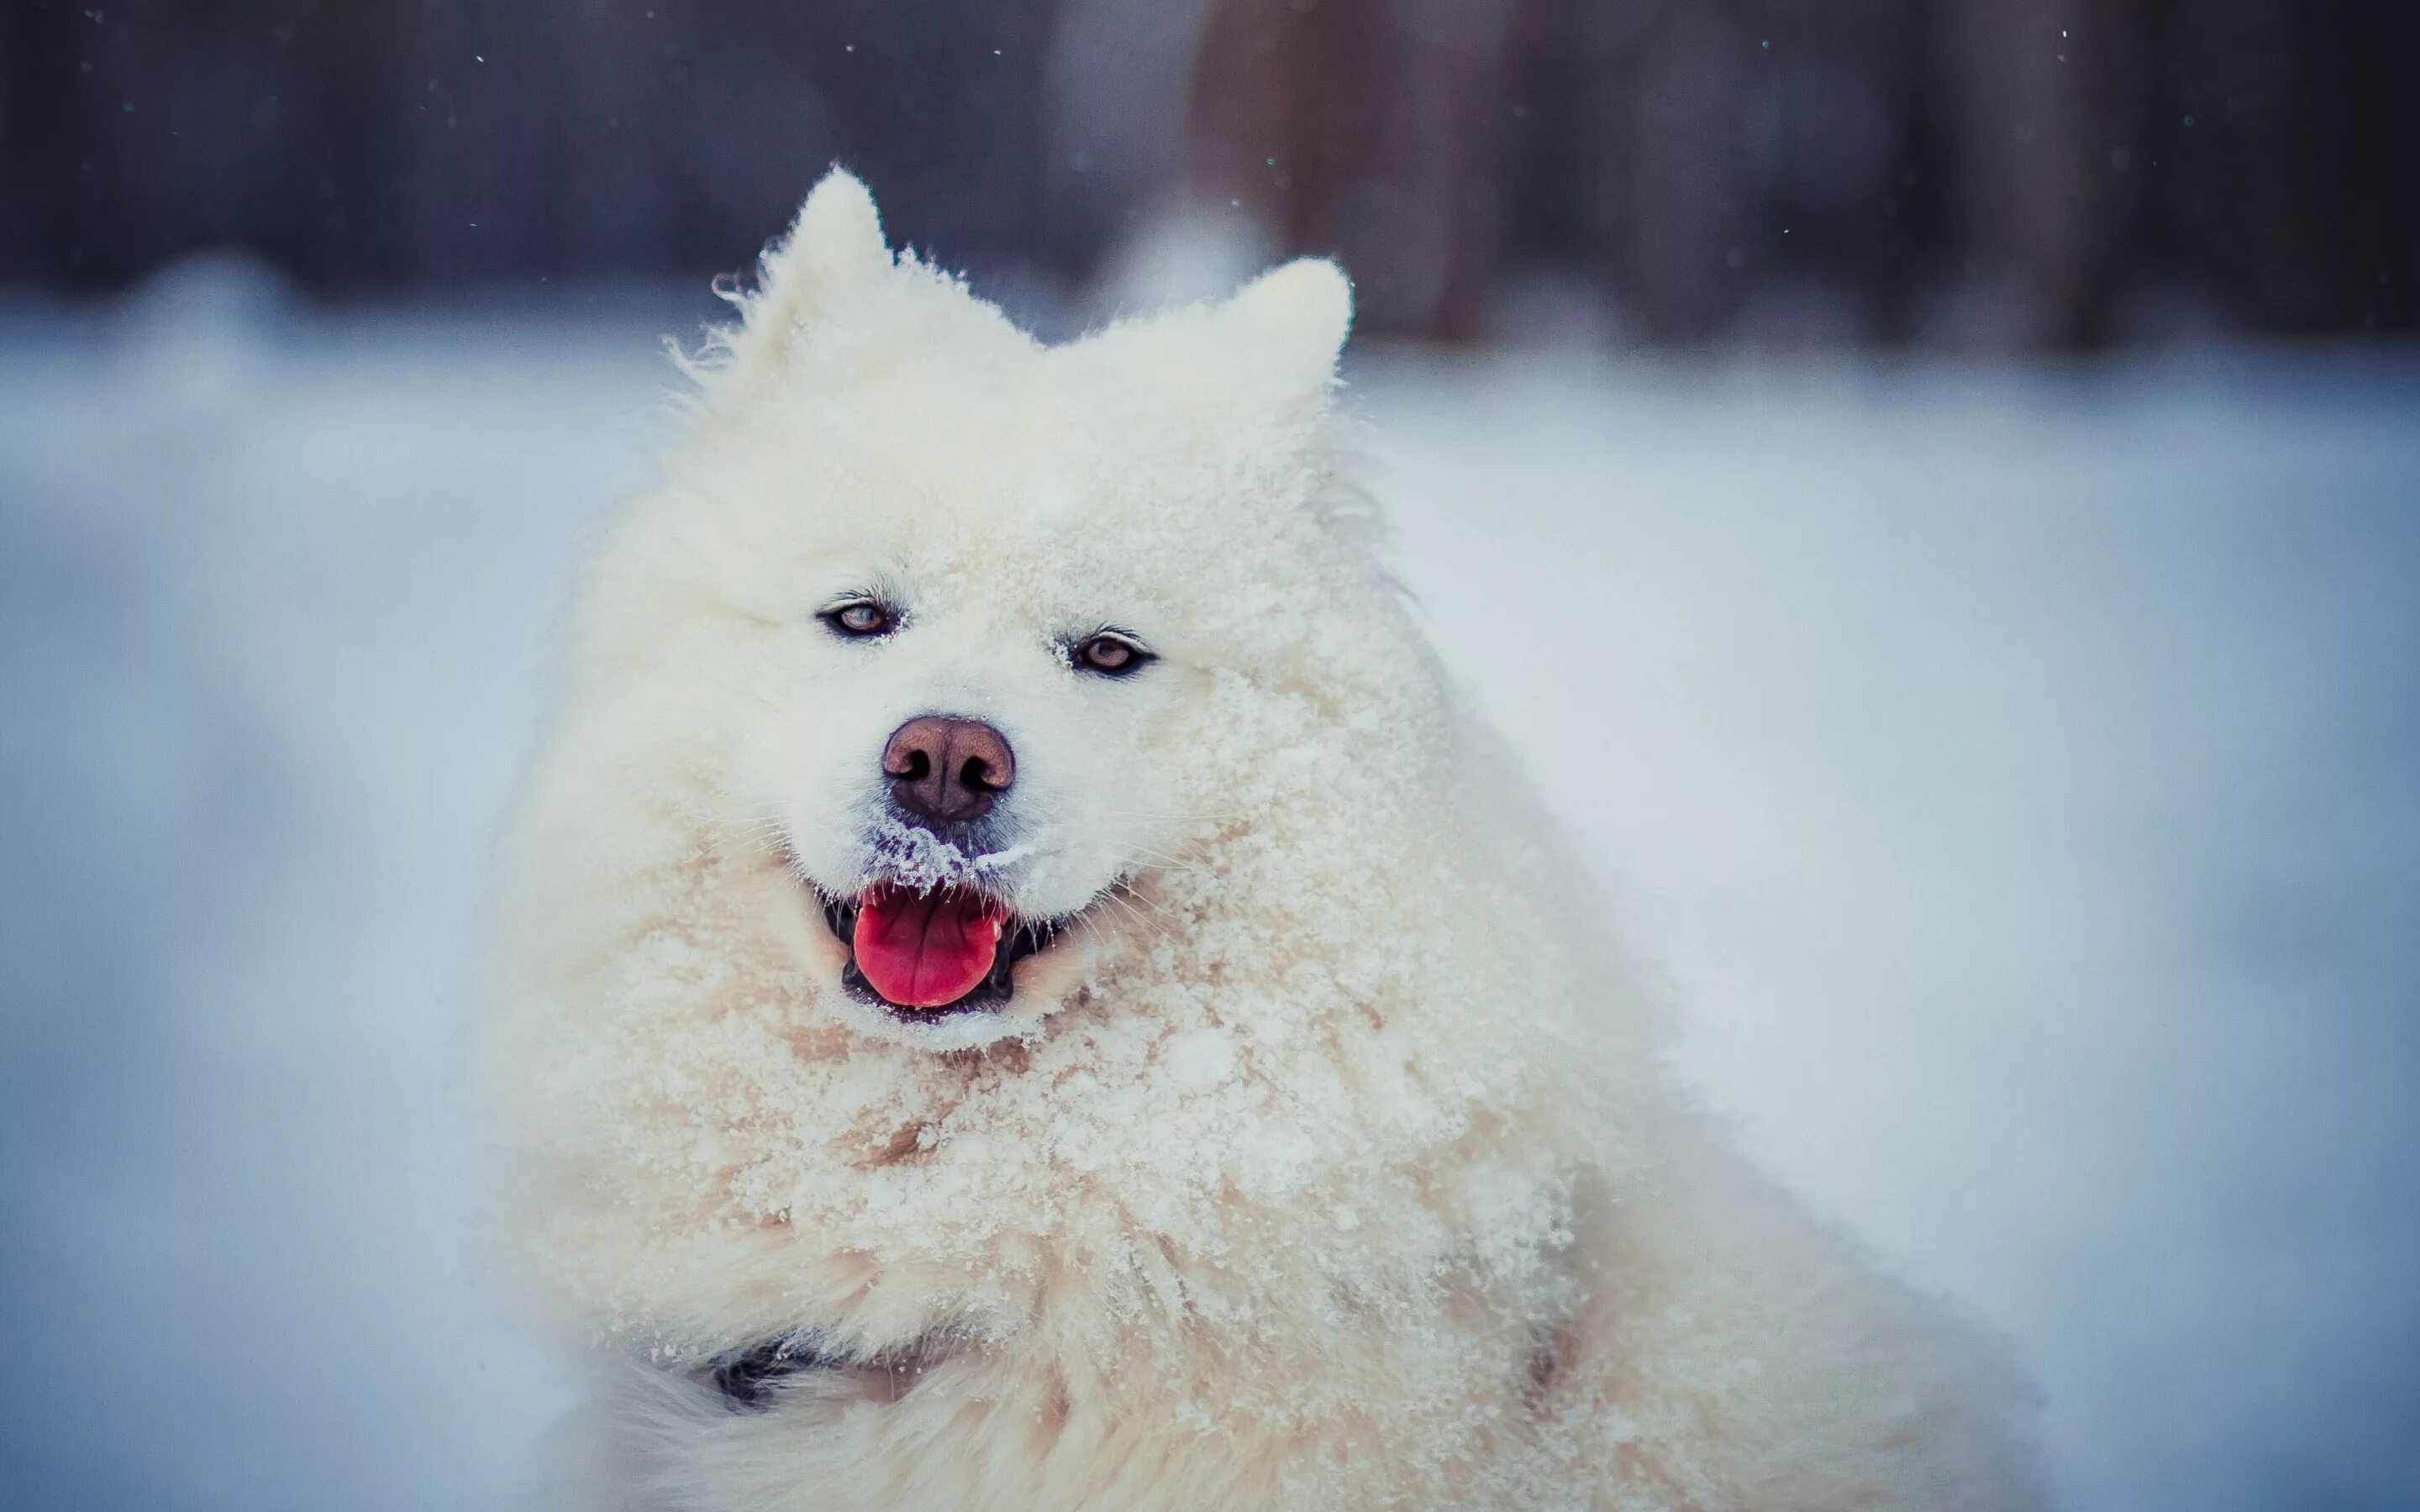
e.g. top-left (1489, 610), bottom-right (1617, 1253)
top-left (1218, 256), bottom-right (1353, 403)
top-left (717, 168), bottom-right (892, 382)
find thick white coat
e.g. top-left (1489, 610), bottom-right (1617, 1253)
top-left (479, 171), bottom-right (2040, 1511)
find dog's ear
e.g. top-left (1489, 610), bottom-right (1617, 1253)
top-left (1066, 255), bottom-right (1352, 427)
top-left (1217, 257), bottom-right (1353, 408)
top-left (715, 168), bottom-right (892, 384)
top-left (1221, 257), bottom-right (1353, 380)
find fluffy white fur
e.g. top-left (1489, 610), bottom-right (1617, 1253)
top-left (479, 170), bottom-right (2041, 1510)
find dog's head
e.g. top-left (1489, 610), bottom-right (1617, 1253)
top-left (488, 173), bottom-right (1607, 1349)
top-left (550, 171), bottom-right (1382, 1052)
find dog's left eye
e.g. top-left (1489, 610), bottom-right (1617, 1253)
top-left (822, 600), bottom-right (892, 638)
top-left (1073, 633), bottom-right (1153, 677)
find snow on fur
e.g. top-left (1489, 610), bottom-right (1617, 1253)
top-left (478, 171), bottom-right (2040, 1510)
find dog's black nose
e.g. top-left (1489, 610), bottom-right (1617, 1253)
top-left (882, 716), bottom-right (1015, 824)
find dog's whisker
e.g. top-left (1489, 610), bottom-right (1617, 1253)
top-left (1119, 844), bottom-right (1209, 873)
top-left (1094, 890), bottom-right (1172, 944)
top-left (1108, 879), bottom-right (1187, 921)
top-left (1118, 889), bottom-right (1189, 937)
top-left (1095, 802), bottom-right (1249, 822)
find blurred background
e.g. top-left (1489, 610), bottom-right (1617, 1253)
top-left (3, 3), bottom-right (2417, 1510)
top-left (9, 0), bottom-right (2417, 344)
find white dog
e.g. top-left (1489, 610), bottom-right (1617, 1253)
top-left (478, 170), bottom-right (2039, 1511)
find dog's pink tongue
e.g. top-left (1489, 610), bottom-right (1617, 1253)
top-left (853, 886), bottom-right (1003, 1009)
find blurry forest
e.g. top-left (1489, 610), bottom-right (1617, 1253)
top-left (3, 0), bottom-right (2415, 349)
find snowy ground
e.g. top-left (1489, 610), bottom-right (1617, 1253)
top-left (2, 276), bottom-right (2415, 1511)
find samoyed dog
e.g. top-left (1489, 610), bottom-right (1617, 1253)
top-left (479, 170), bottom-right (2039, 1510)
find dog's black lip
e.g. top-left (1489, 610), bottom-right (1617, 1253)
top-left (706, 1327), bottom-right (962, 1410)
top-left (820, 890), bottom-right (1062, 1021)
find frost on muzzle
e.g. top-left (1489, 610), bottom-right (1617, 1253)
top-left (809, 714), bottom-right (1080, 1021)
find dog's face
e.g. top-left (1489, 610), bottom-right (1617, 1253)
top-left (729, 485), bottom-right (1201, 1048)
top-left (577, 172), bottom-right (1358, 1052)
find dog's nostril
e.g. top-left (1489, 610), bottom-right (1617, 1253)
top-left (881, 715), bottom-right (1016, 822)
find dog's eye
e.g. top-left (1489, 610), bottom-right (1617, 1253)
top-left (823, 600), bottom-right (892, 638)
top-left (1073, 633), bottom-right (1152, 677)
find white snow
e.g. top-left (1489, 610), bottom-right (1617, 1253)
top-left (1162, 1026), bottom-right (1238, 1092)
top-left (0, 274), bottom-right (2413, 1509)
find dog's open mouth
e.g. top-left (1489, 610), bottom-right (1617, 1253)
top-left (823, 883), bottom-right (1062, 1019)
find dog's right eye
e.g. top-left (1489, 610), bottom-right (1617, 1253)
top-left (822, 600), bottom-right (892, 638)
